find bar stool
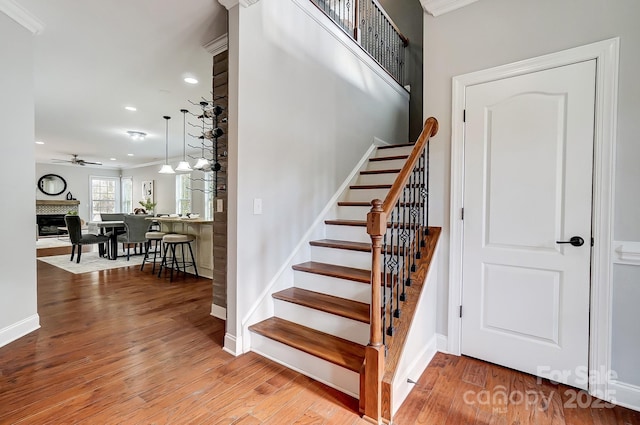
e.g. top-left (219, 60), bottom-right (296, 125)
top-left (158, 234), bottom-right (199, 281)
top-left (141, 231), bottom-right (166, 273)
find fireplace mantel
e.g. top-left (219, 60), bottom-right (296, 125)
top-left (36, 200), bottom-right (80, 206)
top-left (36, 200), bottom-right (80, 216)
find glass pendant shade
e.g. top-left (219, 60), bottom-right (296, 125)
top-left (159, 164), bottom-right (175, 174)
top-left (176, 161), bottom-right (192, 172)
top-left (159, 115), bottom-right (175, 174)
top-left (176, 109), bottom-right (192, 172)
top-left (193, 157), bottom-right (210, 169)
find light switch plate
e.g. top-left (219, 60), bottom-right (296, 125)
top-left (253, 198), bottom-right (262, 215)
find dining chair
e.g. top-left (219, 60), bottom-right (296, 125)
top-left (64, 215), bottom-right (110, 263)
top-left (117, 215), bottom-right (151, 260)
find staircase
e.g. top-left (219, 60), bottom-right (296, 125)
top-left (248, 131), bottom-right (440, 419)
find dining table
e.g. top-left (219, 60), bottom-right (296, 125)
top-left (87, 220), bottom-right (125, 260)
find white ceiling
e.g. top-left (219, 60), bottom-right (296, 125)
top-left (17, 0), bottom-right (226, 169)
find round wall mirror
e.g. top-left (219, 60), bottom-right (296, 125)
top-left (38, 174), bottom-right (67, 196)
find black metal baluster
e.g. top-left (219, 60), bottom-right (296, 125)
top-left (425, 141), bottom-right (430, 238)
top-left (386, 207), bottom-right (397, 336)
top-left (409, 170), bottom-right (418, 273)
top-left (382, 228), bottom-right (388, 347)
top-left (413, 161), bottom-right (422, 259)
top-left (419, 149), bottom-right (427, 244)
top-left (399, 185), bottom-right (408, 303)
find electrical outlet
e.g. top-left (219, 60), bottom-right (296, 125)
top-left (253, 198), bottom-right (262, 215)
top-left (217, 199), bottom-right (224, 213)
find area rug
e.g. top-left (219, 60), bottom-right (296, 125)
top-left (36, 238), bottom-right (72, 249)
top-left (38, 252), bottom-right (145, 274)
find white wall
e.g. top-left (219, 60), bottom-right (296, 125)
top-left (225, 0), bottom-right (409, 352)
top-left (423, 0), bottom-right (640, 397)
top-left (0, 12), bottom-right (39, 347)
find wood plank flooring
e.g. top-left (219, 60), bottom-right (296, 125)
top-left (0, 261), bottom-right (637, 424)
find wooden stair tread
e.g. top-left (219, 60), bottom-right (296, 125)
top-left (349, 183), bottom-right (423, 190)
top-left (310, 239), bottom-right (405, 256)
top-left (376, 143), bottom-right (414, 149)
top-left (292, 261), bottom-right (371, 283)
top-left (360, 169), bottom-right (401, 175)
top-left (273, 287), bottom-right (370, 324)
top-left (350, 184), bottom-right (392, 189)
top-left (310, 239), bottom-right (371, 252)
top-left (249, 317), bottom-right (365, 372)
top-left (369, 155), bottom-right (408, 162)
top-left (337, 201), bottom-right (425, 207)
top-left (325, 219), bottom-right (416, 229)
top-left (293, 261), bottom-right (396, 286)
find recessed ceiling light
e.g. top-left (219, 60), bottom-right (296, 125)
top-left (127, 153), bottom-right (134, 156)
top-left (184, 77), bottom-right (198, 85)
top-left (125, 106), bottom-right (137, 111)
top-left (110, 158), bottom-right (117, 161)
top-left (35, 141), bottom-right (44, 145)
top-left (126, 130), bottom-right (146, 140)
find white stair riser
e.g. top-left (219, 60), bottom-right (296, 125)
top-left (311, 245), bottom-right (375, 270)
top-left (342, 188), bottom-right (389, 202)
top-left (366, 158), bottom-right (407, 171)
top-left (250, 333), bottom-right (360, 397)
top-left (335, 205), bottom-right (371, 221)
top-left (310, 246), bottom-right (409, 275)
top-left (274, 299), bottom-right (369, 345)
top-left (293, 270), bottom-right (393, 304)
top-left (325, 224), bottom-right (420, 244)
top-left (373, 146), bottom-right (413, 158)
top-left (325, 224), bottom-right (369, 243)
top-left (356, 172), bottom-right (399, 186)
top-left (294, 270), bottom-right (371, 304)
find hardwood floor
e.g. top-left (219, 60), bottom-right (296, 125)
top-left (0, 261), bottom-right (637, 424)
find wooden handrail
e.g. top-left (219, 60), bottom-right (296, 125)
top-left (363, 116), bottom-right (438, 423)
top-left (382, 117), bottom-right (438, 217)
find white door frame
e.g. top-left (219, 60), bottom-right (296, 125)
top-left (448, 38), bottom-right (619, 399)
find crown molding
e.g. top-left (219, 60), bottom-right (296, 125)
top-left (204, 33), bottom-right (228, 55)
top-left (218, 0), bottom-right (260, 10)
top-left (0, 0), bottom-right (44, 34)
top-left (420, 0), bottom-right (479, 17)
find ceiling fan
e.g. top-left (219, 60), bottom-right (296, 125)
top-left (52, 154), bottom-right (102, 166)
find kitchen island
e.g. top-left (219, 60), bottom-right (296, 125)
top-left (150, 217), bottom-right (214, 279)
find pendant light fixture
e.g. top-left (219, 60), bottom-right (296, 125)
top-left (193, 101), bottom-right (210, 170)
top-left (175, 109), bottom-right (193, 172)
top-left (158, 115), bottom-right (175, 174)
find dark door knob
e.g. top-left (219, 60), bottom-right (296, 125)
top-left (556, 236), bottom-right (585, 247)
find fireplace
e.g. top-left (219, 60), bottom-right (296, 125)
top-left (37, 214), bottom-right (66, 237)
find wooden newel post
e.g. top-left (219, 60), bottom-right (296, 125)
top-left (363, 199), bottom-right (386, 424)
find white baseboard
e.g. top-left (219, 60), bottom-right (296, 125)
top-left (609, 380), bottom-right (640, 412)
top-left (436, 334), bottom-right (448, 352)
top-left (0, 314), bottom-right (40, 349)
top-left (210, 304), bottom-right (226, 320)
top-left (223, 333), bottom-right (242, 356)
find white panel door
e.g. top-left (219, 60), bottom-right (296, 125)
top-left (462, 60), bottom-right (596, 389)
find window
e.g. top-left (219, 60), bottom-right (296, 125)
top-left (176, 174), bottom-right (192, 215)
top-left (121, 177), bottom-right (133, 213)
top-left (204, 172), bottom-right (214, 220)
top-left (90, 176), bottom-right (120, 220)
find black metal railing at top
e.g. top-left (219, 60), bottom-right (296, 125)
top-left (309, 0), bottom-right (408, 85)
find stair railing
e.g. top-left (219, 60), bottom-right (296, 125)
top-left (363, 117), bottom-right (438, 422)
top-left (309, 0), bottom-right (409, 85)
